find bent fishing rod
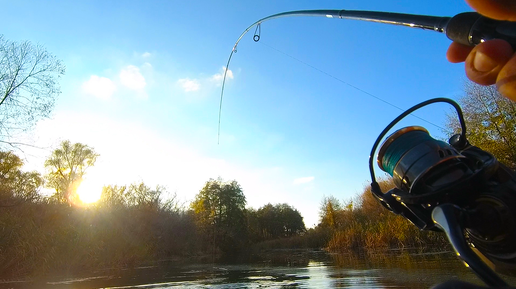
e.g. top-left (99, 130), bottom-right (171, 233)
top-left (218, 9), bottom-right (516, 142)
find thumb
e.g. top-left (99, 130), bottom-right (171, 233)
top-left (465, 39), bottom-right (513, 85)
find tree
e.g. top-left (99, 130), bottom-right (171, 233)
top-left (44, 140), bottom-right (99, 204)
top-left (0, 151), bottom-right (43, 206)
top-left (277, 203), bottom-right (306, 236)
top-left (191, 178), bottom-right (247, 256)
top-left (99, 182), bottom-right (173, 210)
top-left (125, 182), bottom-right (163, 208)
top-left (255, 203), bottom-right (306, 239)
top-left (256, 203), bottom-right (280, 239)
top-left (319, 196), bottom-right (342, 230)
top-left (446, 82), bottom-right (516, 169)
top-left (99, 185), bottom-right (127, 208)
top-left (0, 35), bottom-right (65, 145)
top-left (246, 208), bottom-right (261, 242)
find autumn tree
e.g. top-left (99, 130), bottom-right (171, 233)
top-left (0, 35), bottom-right (65, 146)
top-left (191, 178), bottom-right (247, 256)
top-left (44, 140), bottom-right (99, 204)
top-left (446, 82), bottom-right (516, 169)
top-left (0, 151), bottom-right (43, 206)
top-left (319, 196), bottom-right (342, 230)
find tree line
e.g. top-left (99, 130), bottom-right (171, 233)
top-left (0, 84), bottom-right (514, 280)
top-left (1, 34), bottom-right (515, 280)
top-left (0, 144), bottom-right (309, 278)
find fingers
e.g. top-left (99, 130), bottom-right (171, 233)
top-left (448, 1), bottom-right (516, 101)
top-left (465, 0), bottom-right (516, 21)
top-left (464, 39), bottom-right (514, 86)
top-left (447, 42), bottom-right (472, 63)
top-left (497, 53), bottom-right (516, 101)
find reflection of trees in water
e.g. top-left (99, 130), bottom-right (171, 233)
top-left (329, 251), bottom-right (487, 288)
top-left (249, 249), bottom-right (324, 267)
top-left (4, 252), bottom-right (514, 289)
top-left (331, 250), bottom-right (463, 270)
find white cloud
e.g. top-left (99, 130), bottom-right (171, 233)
top-left (178, 78), bottom-right (200, 92)
top-left (82, 75), bottom-right (116, 99)
top-left (211, 66), bottom-right (234, 84)
top-left (120, 65), bottom-right (146, 90)
top-left (142, 52), bottom-right (151, 58)
top-left (293, 176), bottom-right (315, 185)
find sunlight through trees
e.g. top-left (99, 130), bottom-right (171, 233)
top-left (44, 140), bottom-right (99, 204)
top-left (0, 149), bottom-right (451, 280)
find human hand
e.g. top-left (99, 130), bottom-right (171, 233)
top-left (446, 0), bottom-right (516, 101)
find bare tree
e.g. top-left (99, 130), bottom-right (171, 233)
top-left (0, 35), bottom-right (65, 147)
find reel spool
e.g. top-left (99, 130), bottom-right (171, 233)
top-left (377, 126), bottom-right (469, 204)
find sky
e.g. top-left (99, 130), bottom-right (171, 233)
top-left (2, 0), bottom-right (474, 227)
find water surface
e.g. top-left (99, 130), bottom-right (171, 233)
top-left (6, 251), bottom-right (516, 289)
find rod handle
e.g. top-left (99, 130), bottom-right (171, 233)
top-left (446, 12), bottom-right (516, 49)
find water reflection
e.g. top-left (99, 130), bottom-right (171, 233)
top-left (6, 251), bottom-right (516, 288)
top-left (305, 261), bottom-right (382, 288)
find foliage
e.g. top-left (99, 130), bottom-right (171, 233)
top-left (0, 151), bottom-right (198, 279)
top-left (98, 182), bottom-right (184, 214)
top-left (44, 140), bottom-right (99, 204)
top-left (0, 149), bottom-right (451, 280)
top-left (250, 203), bottom-right (306, 241)
top-left (319, 196), bottom-right (343, 230)
top-left (0, 200), bottom-right (198, 279)
top-left (446, 82), bottom-right (516, 169)
top-left (0, 35), bottom-right (65, 145)
top-left (0, 151), bottom-right (43, 206)
top-left (191, 178), bottom-right (248, 256)
top-left (98, 184), bottom-right (127, 208)
top-left (323, 179), bottom-right (449, 252)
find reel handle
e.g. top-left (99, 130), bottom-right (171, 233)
top-left (432, 204), bottom-right (508, 287)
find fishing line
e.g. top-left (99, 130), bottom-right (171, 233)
top-left (217, 42), bottom-right (445, 144)
top-left (257, 41), bottom-right (445, 131)
top-left (217, 9), bottom-right (456, 144)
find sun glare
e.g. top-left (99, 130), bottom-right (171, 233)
top-left (76, 178), bottom-right (103, 204)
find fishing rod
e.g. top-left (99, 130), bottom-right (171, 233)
top-left (218, 8), bottom-right (516, 142)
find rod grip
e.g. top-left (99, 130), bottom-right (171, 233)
top-left (446, 12), bottom-right (516, 50)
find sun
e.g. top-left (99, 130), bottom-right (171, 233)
top-left (76, 177), bottom-right (104, 204)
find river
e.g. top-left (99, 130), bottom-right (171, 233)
top-left (4, 250), bottom-right (516, 289)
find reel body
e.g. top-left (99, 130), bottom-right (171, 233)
top-left (370, 98), bottom-right (516, 286)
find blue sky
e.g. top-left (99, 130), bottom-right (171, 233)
top-left (3, 0), bottom-right (474, 227)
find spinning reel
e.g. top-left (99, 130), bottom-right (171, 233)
top-left (370, 98), bottom-right (516, 287)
